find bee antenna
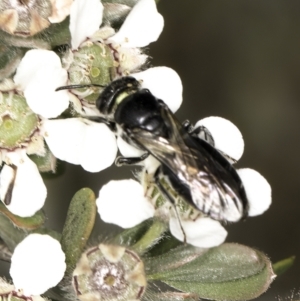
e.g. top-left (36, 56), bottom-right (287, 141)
top-left (55, 83), bottom-right (105, 92)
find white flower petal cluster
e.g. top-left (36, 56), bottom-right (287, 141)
top-left (96, 116), bottom-right (272, 248)
top-left (10, 234), bottom-right (66, 296)
top-left (0, 49), bottom-right (67, 218)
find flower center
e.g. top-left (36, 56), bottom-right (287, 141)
top-left (92, 260), bottom-right (127, 296)
top-left (68, 43), bottom-right (115, 104)
top-left (73, 244), bottom-right (147, 301)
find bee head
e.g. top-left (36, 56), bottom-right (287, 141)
top-left (96, 77), bottom-right (141, 119)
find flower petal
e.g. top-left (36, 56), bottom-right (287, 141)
top-left (237, 168), bottom-right (272, 216)
top-left (70, 0), bottom-right (103, 49)
top-left (97, 179), bottom-right (155, 228)
top-left (42, 118), bottom-right (84, 165)
top-left (43, 119), bottom-right (117, 172)
top-left (169, 217), bottom-right (227, 248)
top-left (195, 117), bottom-right (244, 162)
top-left (48, 0), bottom-right (73, 23)
top-left (14, 49), bottom-right (69, 118)
top-left (108, 0), bottom-right (164, 48)
top-left (81, 122), bottom-right (118, 172)
top-left (117, 136), bottom-right (145, 158)
top-left (132, 67), bottom-right (183, 113)
top-left (10, 234), bottom-right (66, 296)
top-left (0, 153), bottom-right (47, 217)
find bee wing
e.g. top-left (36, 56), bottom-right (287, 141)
top-left (129, 105), bottom-right (248, 222)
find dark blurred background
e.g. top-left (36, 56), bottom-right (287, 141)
top-left (36, 1), bottom-right (300, 300)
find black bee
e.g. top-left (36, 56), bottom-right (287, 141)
top-left (94, 76), bottom-right (249, 222)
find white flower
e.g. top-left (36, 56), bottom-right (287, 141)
top-left (10, 234), bottom-right (66, 296)
top-left (66, 0), bottom-right (163, 90)
top-left (96, 118), bottom-right (272, 247)
top-left (0, 150), bottom-right (47, 217)
top-left (42, 66), bottom-right (182, 173)
top-left (13, 49), bottom-right (117, 174)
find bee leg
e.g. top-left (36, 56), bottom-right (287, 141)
top-left (182, 120), bottom-right (193, 132)
top-left (86, 117), bottom-right (116, 132)
top-left (154, 170), bottom-right (187, 244)
top-left (3, 164), bottom-right (17, 205)
top-left (115, 152), bottom-right (149, 166)
top-left (217, 150), bottom-right (237, 164)
top-left (190, 125), bottom-right (215, 146)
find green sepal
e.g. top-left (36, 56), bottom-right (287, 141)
top-left (29, 144), bottom-right (56, 173)
top-left (32, 227), bottom-right (61, 241)
top-left (0, 209), bottom-right (27, 251)
top-left (0, 202), bottom-right (45, 230)
top-left (147, 231), bottom-right (181, 257)
top-left (60, 188), bottom-right (96, 275)
top-left (147, 243), bottom-right (275, 301)
top-left (111, 219), bottom-right (152, 246)
top-left (273, 256), bottom-right (295, 276)
top-left (131, 219), bottom-right (168, 256)
top-left (0, 238), bottom-right (12, 262)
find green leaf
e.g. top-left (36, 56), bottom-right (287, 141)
top-left (147, 231), bottom-right (182, 257)
top-left (273, 256), bottom-right (295, 276)
top-left (29, 144), bottom-right (56, 173)
top-left (32, 228), bottom-right (61, 241)
top-left (148, 243), bottom-right (275, 301)
top-left (146, 291), bottom-right (199, 301)
top-left (60, 188), bottom-right (96, 276)
top-left (131, 219), bottom-right (168, 255)
top-left (0, 202), bottom-right (45, 230)
top-left (0, 211), bottom-right (27, 251)
top-left (111, 219), bottom-right (152, 246)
